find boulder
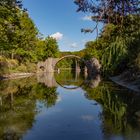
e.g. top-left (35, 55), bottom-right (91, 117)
top-left (86, 57), bottom-right (101, 76)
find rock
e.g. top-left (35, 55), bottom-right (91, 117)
top-left (86, 57), bottom-right (101, 76)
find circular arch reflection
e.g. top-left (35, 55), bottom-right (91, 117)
top-left (55, 80), bottom-right (85, 90)
top-left (54, 70), bottom-right (101, 90)
top-left (37, 70), bottom-right (101, 90)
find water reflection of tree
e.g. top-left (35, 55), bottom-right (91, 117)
top-left (33, 83), bottom-right (58, 108)
top-left (55, 69), bottom-right (84, 87)
top-left (84, 81), bottom-right (140, 139)
top-left (0, 77), bottom-right (58, 139)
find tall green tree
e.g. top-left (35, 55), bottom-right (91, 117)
top-left (15, 11), bottom-right (38, 62)
top-left (36, 37), bottom-right (59, 61)
top-left (0, 0), bottom-right (38, 62)
top-left (0, 0), bottom-right (20, 53)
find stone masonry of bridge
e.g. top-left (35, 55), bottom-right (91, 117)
top-left (37, 55), bottom-right (101, 75)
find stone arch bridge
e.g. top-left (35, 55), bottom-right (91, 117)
top-left (37, 55), bottom-right (101, 74)
top-left (37, 55), bottom-right (83, 73)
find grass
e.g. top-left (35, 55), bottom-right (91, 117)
top-left (0, 56), bottom-right (37, 75)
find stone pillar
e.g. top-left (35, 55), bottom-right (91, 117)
top-left (37, 72), bottom-right (58, 87)
top-left (45, 58), bottom-right (55, 73)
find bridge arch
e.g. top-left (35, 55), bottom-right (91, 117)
top-left (37, 55), bottom-right (85, 73)
top-left (37, 55), bottom-right (101, 74)
top-left (54, 55), bottom-right (85, 68)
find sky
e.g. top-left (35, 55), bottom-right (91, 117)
top-left (23, 0), bottom-right (100, 52)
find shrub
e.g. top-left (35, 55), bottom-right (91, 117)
top-left (0, 56), bottom-right (9, 75)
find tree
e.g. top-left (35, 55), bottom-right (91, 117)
top-left (74, 0), bottom-right (140, 23)
top-left (15, 11), bottom-right (38, 62)
top-left (36, 37), bottom-right (59, 61)
top-left (0, 0), bottom-right (39, 62)
top-left (45, 37), bottom-right (59, 58)
top-left (0, 1), bottom-right (20, 53)
top-left (83, 40), bottom-right (101, 59)
top-left (0, 0), bottom-right (22, 7)
top-left (75, 0), bottom-right (140, 75)
top-left (74, 0), bottom-right (140, 32)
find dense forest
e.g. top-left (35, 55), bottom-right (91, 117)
top-left (0, 0), bottom-right (59, 75)
top-left (0, 0), bottom-right (140, 78)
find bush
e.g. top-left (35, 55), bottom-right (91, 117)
top-left (7, 59), bottom-right (19, 69)
top-left (13, 64), bottom-right (27, 72)
top-left (25, 62), bottom-right (37, 72)
top-left (101, 37), bottom-right (128, 75)
top-left (0, 56), bottom-right (9, 75)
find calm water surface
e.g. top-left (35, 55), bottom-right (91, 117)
top-left (0, 70), bottom-right (140, 140)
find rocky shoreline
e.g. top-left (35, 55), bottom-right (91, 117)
top-left (0, 73), bottom-right (35, 80)
top-left (110, 71), bottom-right (140, 93)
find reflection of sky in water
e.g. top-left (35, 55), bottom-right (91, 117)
top-left (56, 96), bottom-right (62, 103)
top-left (81, 115), bottom-right (94, 121)
top-left (23, 86), bottom-right (103, 140)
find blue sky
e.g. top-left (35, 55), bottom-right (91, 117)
top-left (23, 0), bottom-right (100, 52)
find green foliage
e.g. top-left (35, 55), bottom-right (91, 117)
top-left (45, 37), bottom-right (59, 58)
top-left (0, 4), bottom-right (20, 51)
top-left (36, 37), bottom-right (59, 61)
top-left (0, 56), bottom-right (37, 74)
top-left (14, 12), bottom-right (38, 62)
top-left (0, 1), bottom-right (38, 62)
top-left (82, 15), bottom-right (140, 75)
top-left (34, 83), bottom-right (58, 108)
top-left (56, 58), bottom-right (75, 68)
top-left (102, 37), bottom-right (128, 74)
top-left (84, 40), bottom-right (102, 60)
top-left (0, 1), bottom-right (61, 73)
top-left (55, 69), bottom-right (84, 87)
top-left (0, 56), bottom-right (9, 75)
top-left (74, 0), bottom-right (140, 76)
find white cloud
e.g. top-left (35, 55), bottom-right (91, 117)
top-left (70, 42), bottom-right (78, 48)
top-left (50, 32), bottom-right (63, 40)
top-left (81, 15), bottom-right (92, 21)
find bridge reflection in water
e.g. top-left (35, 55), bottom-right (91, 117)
top-left (37, 69), bottom-right (101, 89)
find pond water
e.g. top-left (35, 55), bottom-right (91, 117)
top-left (0, 70), bottom-right (140, 140)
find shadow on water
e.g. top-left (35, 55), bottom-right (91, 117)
top-left (0, 70), bottom-right (140, 139)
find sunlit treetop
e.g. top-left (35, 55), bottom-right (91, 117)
top-left (0, 0), bottom-right (22, 7)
